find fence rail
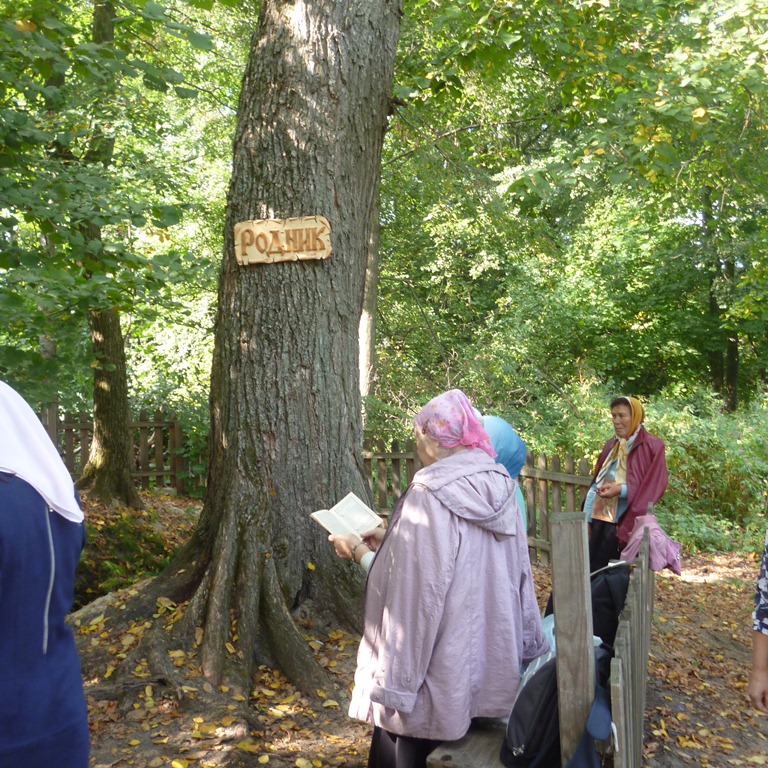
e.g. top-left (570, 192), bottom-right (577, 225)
top-left (362, 439), bottom-right (594, 561)
top-left (42, 425), bottom-right (593, 529)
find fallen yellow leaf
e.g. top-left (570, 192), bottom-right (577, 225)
top-left (236, 740), bottom-right (261, 753)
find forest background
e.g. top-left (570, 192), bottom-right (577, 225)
top-left (2, 0), bottom-right (768, 558)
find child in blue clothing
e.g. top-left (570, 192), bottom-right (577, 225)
top-left (0, 381), bottom-right (89, 768)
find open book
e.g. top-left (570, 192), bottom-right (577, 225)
top-left (311, 491), bottom-right (383, 538)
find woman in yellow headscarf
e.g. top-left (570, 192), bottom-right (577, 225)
top-left (584, 396), bottom-right (669, 571)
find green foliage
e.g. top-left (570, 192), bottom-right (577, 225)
top-left (649, 391), bottom-right (768, 547)
top-left (365, 379), bottom-right (768, 554)
top-left (1, 0), bottom-right (767, 561)
top-left (0, 0), bottom-right (243, 414)
top-left (654, 509), bottom-right (764, 555)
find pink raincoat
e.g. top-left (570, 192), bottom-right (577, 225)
top-left (348, 449), bottom-right (548, 741)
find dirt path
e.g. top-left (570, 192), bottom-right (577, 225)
top-left (79, 503), bottom-right (768, 767)
top-left (642, 554), bottom-right (768, 767)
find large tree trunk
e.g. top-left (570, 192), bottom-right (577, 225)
top-left (181, 0), bottom-right (402, 693)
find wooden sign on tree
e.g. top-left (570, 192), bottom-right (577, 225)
top-left (234, 216), bottom-right (332, 264)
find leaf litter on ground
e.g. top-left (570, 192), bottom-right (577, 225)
top-left (76, 492), bottom-right (768, 767)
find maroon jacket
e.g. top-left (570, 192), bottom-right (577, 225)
top-left (591, 426), bottom-right (669, 547)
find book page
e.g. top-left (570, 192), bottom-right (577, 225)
top-left (311, 492), bottom-right (382, 537)
top-left (310, 508), bottom-right (359, 537)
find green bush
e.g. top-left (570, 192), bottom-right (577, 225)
top-left (365, 380), bottom-right (768, 554)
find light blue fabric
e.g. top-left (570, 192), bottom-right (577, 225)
top-left (515, 482), bottom-right (527, 536)
top-left (482, 416), bottom-right (528, 532)
top-left (482, 415), bottom-right (527, 477)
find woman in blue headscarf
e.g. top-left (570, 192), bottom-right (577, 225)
top-left (480, 414), bottom-right (528, 533)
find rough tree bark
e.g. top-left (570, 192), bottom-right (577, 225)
top-left (76, 306), bottom-right (143, 509)
top-left (90, 0), bottom-right (403, 699)
top-left (359, 231), bottom-right (378, 406)
top-left (69, 0), bottom-right (143, 509)
top-left (197, 0), bottom-right (402, 691)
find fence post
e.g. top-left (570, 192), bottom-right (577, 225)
top-left (41, 401), bottom-right (58, 447)
top-left (63, 412), bottom-right (76, 475)
top-left (405, 439), bottom-right (421, 483)
top-left (79, 411), bottom-right (91, 471)
top-left (391, 439), bottom-right (403, 501)
top-left (537, 454), bottom-right (551, 566)
top-left (550, 513), bottom-right (594, 765)
top-left (154, 408), bottom-right (165, 488)
top-left (375, 439), bottom-right (388, 510)
top-left (170, 416), bottom-right (187, 494)
top-left (138, 410), bottom-right (149, 489)
top-left (551, 455), bottom-right (562, 514)
top-left (363, 439), bottom-right (373, 499)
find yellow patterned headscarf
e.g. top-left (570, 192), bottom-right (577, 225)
top-left (596, 396), bottom-right (645, 487)
top-left (620, 396), bottom-right (645, 439)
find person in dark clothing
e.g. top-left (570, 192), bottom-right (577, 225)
top-left (0, 380), bottom-right (89, 768)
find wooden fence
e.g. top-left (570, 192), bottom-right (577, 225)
top-left (38, 409), bottom-right (205, 494)
top-left (362, 439), bottom-right (594, 561)
top-left (611, 530), bottom-right (654, 768)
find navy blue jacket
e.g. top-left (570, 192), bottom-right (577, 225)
top-left (0, 473), bottom-right (89, 767)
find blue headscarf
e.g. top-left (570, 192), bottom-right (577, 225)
top-left (482, 415), bottom-right (527, 478)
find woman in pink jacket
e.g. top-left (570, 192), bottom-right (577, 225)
top-left (344, 389), bottom-right (548, 768)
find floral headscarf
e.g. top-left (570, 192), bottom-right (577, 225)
top-left (414, 389), bottom-right (496, 458)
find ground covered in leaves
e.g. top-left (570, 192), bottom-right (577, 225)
top-left (76, 492), bottom-right (768, 768)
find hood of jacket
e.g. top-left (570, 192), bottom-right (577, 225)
top-left (411, 448), bottom-right (519, 538)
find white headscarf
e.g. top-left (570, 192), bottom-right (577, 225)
top-left (0, 381), bottom-right (84, 523)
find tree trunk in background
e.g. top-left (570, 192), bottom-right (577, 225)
top-left (724, 250), bottom-right (739, 412)
top-left (71, 0), bottom-right (143, 509)
top-left (182, 0), bottom-right (402, 692)
top-left (725, 332), bottom-right (739, 412)
top-left (76, 307), bottom-right (143, 508)
top-left (702, 188), bottom-right (725, 396)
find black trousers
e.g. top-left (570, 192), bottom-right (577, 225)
top-left (367, 726), bottom-right (441, 768)
top-left (588, 519), bottom-right (620, 572)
